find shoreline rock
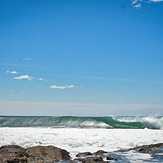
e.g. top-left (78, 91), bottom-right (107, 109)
top-left (26, 145), bottom-right (70, 161)
top-left (0, 143), bottom-right (163, 163)
top-left (129, 143), bottom-right (163, 154)
top-left (0, 145), bottom-right (70, 163)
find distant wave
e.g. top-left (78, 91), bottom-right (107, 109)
top-left (0, 116), bottom-right (163, 129)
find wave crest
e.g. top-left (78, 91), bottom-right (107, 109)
top-left (0, 116), bottom-right (163, 129)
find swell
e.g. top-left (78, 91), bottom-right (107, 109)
top-left (0, 116), bottom-right (162, 129)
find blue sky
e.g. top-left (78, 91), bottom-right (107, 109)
top-left (0, 0), bottom-right (163, 116)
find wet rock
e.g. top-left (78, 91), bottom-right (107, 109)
top-left (131, 143), bottom-right (163, 154)
top-left (0, 145), bottom-right (71, 163)
top-left (26, 145), bottom-right (71, 162)
top-left (74, 156), bottom-right (106, 163)
top-left (106, 154), bottom-right (118, 161)
top-left (94, 150), bottom-right (107, 156)
top-left (76, 152), bottom-right (93, 158)
top-left (75, 150), bottom-right (110, 163)
top-left (0, 145), bottom-right (28, 163)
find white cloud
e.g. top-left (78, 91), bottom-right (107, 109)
top-left (9, 72), bottom-right (44, 82)
top-left (6, 70), bottom-right (18, 74)
top-left (14, 75), bottom-right (33, 80)
top-left (132, 0), bottom-right (139, 5)
top-left (134, 3), bottom-right (142, 7)
top-left (49, 84), bottom-right (75, 90)
top-left (132, 0), bottom-right (163, 8)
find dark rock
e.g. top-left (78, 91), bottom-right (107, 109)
top-left (74, 156), bottom-right (106, 163)
top-left (94, 150), bottom-right (107, 156)
top-left (130, 143), bottom-right (163, 154)
top-left (0, 145), bottom-right (71, 163)
top-left (106, 154), bottom-right (117, 161)
top-left (75, 150), bottom-right (110, 163)
top-left (26, 145), bottom-right (71, 162)
top-left (76, 152), bottom-right (93, 158)
top-left (0, 145), bottom-right (28, 163)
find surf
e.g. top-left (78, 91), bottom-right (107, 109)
top-left (0, 116), bottom-right (163, 129)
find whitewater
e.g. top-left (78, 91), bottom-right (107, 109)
top-left (0, 127), bottom-right (163, 162)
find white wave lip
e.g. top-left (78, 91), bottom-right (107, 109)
top-left (55, 120), bottom-right (112, 128)
top-left (79, 121), bottom-right (112, 128)
top-left (142, 117), bottom-right (163, 129)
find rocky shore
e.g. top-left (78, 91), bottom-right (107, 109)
top-left (0, 143), bottom-right (163, 163)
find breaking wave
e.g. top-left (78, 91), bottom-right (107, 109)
top-left (0, 116), bottom-right (163, 129)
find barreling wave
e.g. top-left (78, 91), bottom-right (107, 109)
top-left (0, 116), bottom-right (163, 129)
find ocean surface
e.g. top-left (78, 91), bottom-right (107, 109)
top-left (0, 116), bottom-right (163, 162)
top-left (0, 116), bottom-right (163, 129)
top-left (0, 127), bottom-right (163, 162)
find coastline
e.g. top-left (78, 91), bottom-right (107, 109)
top-left (0, 143), bottom-right (163, 162)
top-left (0, 127), bottom-right (163, 162)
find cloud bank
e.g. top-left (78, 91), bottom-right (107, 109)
top-left (0, 101), bottom-right (162, 116)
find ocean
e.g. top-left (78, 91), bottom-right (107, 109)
top-left (0, 116), bottom-right (163, 162)
top-left (0, 116), bottom-right (163, 129)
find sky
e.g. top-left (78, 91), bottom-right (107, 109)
top-left (0, 0), bottom-right (163, 116)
